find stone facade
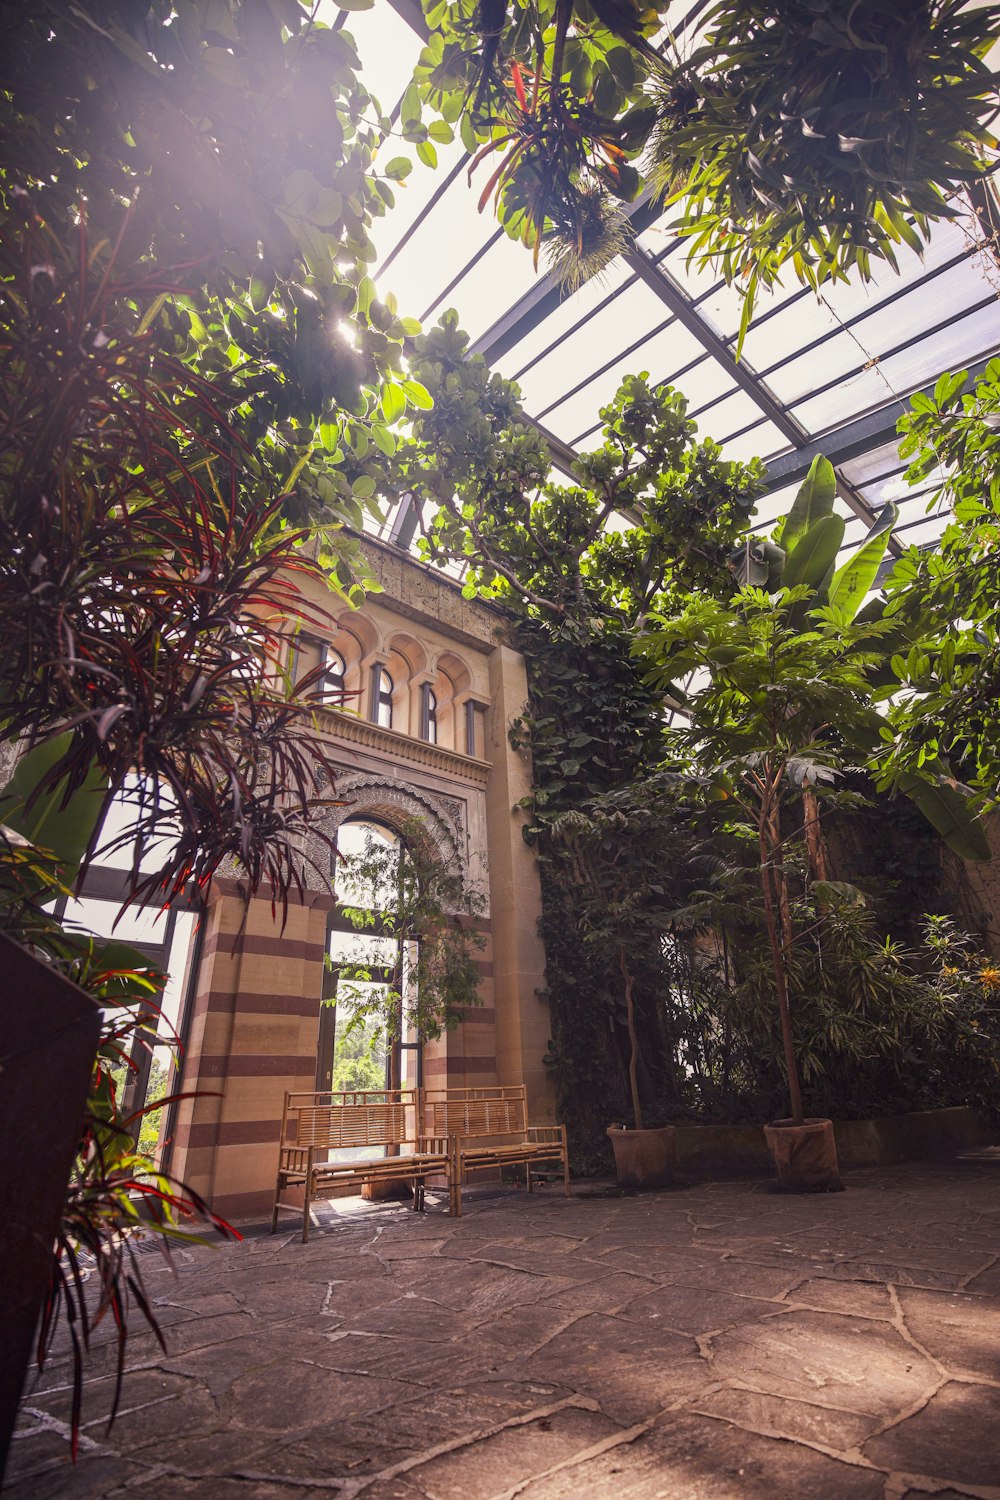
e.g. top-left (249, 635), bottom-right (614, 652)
top-left (168, 537), bottom-right (551, 1220)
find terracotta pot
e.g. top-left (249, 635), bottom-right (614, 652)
top-left (763, 1116), bottom-right (843, 1193)
top-left (607, 1124), bottom-right (677, 1192)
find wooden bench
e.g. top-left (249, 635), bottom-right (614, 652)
top-left (270, 1088), bottom-right (453, 1241)
top-left (421, 1085), bottom-right (570, 1217)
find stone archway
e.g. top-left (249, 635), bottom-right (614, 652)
top-left (323, 773), bottom-right (470, 904)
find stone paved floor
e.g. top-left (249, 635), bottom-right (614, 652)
top-left (8, 1161), bottom-right (1000, 1500)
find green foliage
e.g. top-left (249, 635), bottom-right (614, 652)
top-left (331, 1017), bottom-right (386, 1092)
top-left (650, 0), bottom-right (999, 347)
top-left (878, 359), bottom-right (1000, 807)
top-left (691, 902), bottom-right (1000, 1123)
top-left (0, 0), bottom-right (431, 546)
top-left (0, 0), bottom-right (444, 1448)
top-left (413, 0), bottom-right (663, 268)
top-left (389, 319), bottom-right (762, 625)
top-left (636, 458), bottom-right (988, 1119)
top-left (385, 336), bottom-right (761, 1161)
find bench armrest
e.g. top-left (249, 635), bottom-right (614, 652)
top-left (278, 1145), bottom-right (313, 1173)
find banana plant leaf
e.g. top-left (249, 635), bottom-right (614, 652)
top-left (898, 769), bottom-right (991, 862)
top-left (782, 512), bottom-right (846, 593)
top-left (777, 455), bottom-right (837, 553)
top-left (0, 735), bottom-right (109, 874)
top-left (828, 502), bottom-right (899, 620)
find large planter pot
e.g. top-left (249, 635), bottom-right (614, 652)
top-left (607, 1124), bottom-right (677, 1192)
top-left (763, 1116), bottom-right (843, 1193)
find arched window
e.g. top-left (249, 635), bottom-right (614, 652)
top-left (370, 665), bottom-right (393, 729)
top-left (320, 644), bottom-right (346, 706)
top-left (421, 683), bottom-right (438, 744)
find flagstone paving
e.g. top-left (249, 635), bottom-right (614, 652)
top-left (8, 1161), bottom-right (1000, 1499)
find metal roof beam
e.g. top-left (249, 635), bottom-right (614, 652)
top-left (761, 355), bottom-right (995, 494)
top-left (621, 245), bottom-right (808, 447)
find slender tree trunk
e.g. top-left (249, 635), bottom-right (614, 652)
top-left (759, 799), bottom-right (804, 1126)
top-left (618, 945), bottom-right (643, 1130)
top-left (768, 799), bottom-right (795, 954)
top-left (801, 784), bottom-right (829, 886)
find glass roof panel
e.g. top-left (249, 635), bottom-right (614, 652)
top-left (440, 232), bottom-right (545, 344)
top-left (512, 278), bottom-right (677, 414)
top-left (793, 299), bottom-right (1000, 434)
top-left (342, 5), bottom-right (420, 114)
top-left (718, 420), bottom-right (790, 466)
top-left (337, 4), bottom-right (1000, 576)
top-left (490, 261), bottom-right (636, 378)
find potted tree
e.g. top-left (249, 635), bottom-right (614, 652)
top-left (551, 778), bottom-right (720, 1190)
top-left (638, 457), bottom-right (989, 1191)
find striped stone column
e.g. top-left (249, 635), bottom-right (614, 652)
top-left (168, 878), bottom-right (331, 1222)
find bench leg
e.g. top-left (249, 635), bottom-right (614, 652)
top-left (270, 1177), bottom-right (282, 1234)
top-left (302, 1150), bottom-right (315, 1243)
top-left (449, 1158), bottom-right (462, 1218)
top-left (411, 1179), bottom-right (425, 1212)
top-left (526, 1164), bottom-right (533, 1194)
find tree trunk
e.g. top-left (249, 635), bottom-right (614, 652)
top-left (618, 946), bottom-right (643, 1131)
top-left (759, 801), bottom-right (804, 1127)
top-left (801, 784), bottom-right (829, 886)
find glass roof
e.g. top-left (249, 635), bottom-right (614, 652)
top-left (347, 2), bottom-right (1000, 559)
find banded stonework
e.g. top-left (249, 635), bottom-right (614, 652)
top-left (167, 535), bottom-right (552, 1220)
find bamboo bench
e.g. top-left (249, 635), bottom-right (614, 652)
top-left (270, 1088), bottom-right (453, 1242)
top-left (421, 1084), bottom-right (570, 1217)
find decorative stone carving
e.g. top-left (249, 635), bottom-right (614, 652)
top-left (212, 769), bottom-right (484, 911)
top-left (328, 772), bottom-right (467, 886)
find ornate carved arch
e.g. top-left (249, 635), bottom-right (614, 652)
top-left (322, 773), bottom-right (468, 895)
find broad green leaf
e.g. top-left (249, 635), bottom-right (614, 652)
top-left (400, 81), bottom-right (422, 127)
top-left (384, 156), bottom-right (412, 182)
top-left (352, 474), bottom-right (376, 498)
top-left (401, 377), bottom-right (433, 410)
top-left (356, 275), bottom-right (376, 317)
top-left (781, 512), bottom-right (845, 592)
top-left (777, 455), bottom-right (837, 551)
top-left (828, 502), bottom-right (898, 620)
top-left (898, 770), bottom-right (990, 862)
top-left (380, 381), bottom-right (406, 423)
top-left (0, 735), bottom-right (109, 872)
top-left (248, 275), bottom-right (270, 312)
top-left (370, 423), bottom-right (396, 457)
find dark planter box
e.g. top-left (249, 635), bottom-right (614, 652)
top-left (672, 1106), bottom-right (992, 1179)
top-left (0, 932), bottom-right (101, 1479)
